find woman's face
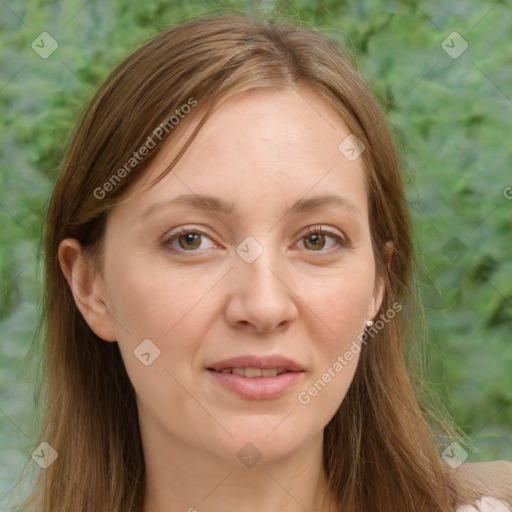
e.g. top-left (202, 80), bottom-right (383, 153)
top-left (74, 87), bottom-right (385, 466)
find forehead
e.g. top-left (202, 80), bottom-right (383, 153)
top-left (117, 87), bottom-right (369, 223)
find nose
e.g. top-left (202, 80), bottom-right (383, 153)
top-left (224, 242), bottom-right (298, 333)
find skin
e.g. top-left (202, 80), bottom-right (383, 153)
top-left (59, 86), bottom-right (387, 512)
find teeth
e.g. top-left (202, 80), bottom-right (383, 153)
top-left (245, 367), bottom-right (262, 377)
top-left (217, 367), bottom-right (287, 377)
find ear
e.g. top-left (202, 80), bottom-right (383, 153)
top-left (58, 238), bottom-right (117, 342)
top-left (384, 240), bottom-right (394, 272)
top-left (367, 241), bottom-right (394, 321)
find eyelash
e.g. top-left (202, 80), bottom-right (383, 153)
top-left (161, 225), bottom-right (349, 256)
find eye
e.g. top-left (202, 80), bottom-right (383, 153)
top-left (161, 225), bottom-right (348, 255)
top-left (162, 227), bottom-right (216, 252)
top-left (296, 226), bottom-right (347, 252)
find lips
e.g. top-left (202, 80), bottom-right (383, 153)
top-left (216, 367), bottom-right (287, 377)
top-left (206, 355), bottom-right (305, 400)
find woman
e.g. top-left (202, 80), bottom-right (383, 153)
top-left (23, 12), bottom-right (511, 512)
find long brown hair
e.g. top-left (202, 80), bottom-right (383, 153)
top-left (21, 12), bottom-right (501, 511)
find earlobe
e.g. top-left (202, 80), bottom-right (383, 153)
top-left (58, 238), bottom-right (117, 342)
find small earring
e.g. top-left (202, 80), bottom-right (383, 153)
top-left (366, 320), bottom-right (374, 327)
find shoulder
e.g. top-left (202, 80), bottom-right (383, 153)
top-left (456, 497), bottom-right (511, 512)
top-left (456, 460), bottom-right (512, 511)
top-left (458, 460), bottom-right (512, 490)
top-left (461, 460), bottom-right (512, 481)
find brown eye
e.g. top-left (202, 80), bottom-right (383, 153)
top-left (163, 228), bottom-right (216, 253)
top-left (303, 232), bottom-right (327, 250)
top-left (298, 227), bottom-right (346, 253)
top-left (176, 232), bottom-right (202, 250)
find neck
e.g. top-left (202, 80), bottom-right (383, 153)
top-left (141, 426), bottom-right (337, 512)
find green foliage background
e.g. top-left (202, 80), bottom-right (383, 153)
top-left (0, 0), bottom-right (510, 506)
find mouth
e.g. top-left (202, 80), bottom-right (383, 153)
top-left (206, 356), bottom-right (305, 400)
top-left (207, 354), bottom-right (304, 373)
top-left (208, 367), bottom-right (298, 377)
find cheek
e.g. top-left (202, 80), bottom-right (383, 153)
top-left (105, 253), bottom-right (217, 341)
top-left (103, 254), bottom-right (225, 402)
top-left (294, 261), bottom-right (375, 412)
top-left (306, 261), bottom-right (376, 343)
top-left (104, 260), bottom-right (215, 421)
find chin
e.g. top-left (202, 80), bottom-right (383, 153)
top-left (216, 423), bottom-right (313, 467)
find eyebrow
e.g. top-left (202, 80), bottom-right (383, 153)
top-left (140, 193), bottom-right (363, 219)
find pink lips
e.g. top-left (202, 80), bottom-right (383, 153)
top-left (207, 355), bottom-right (305, 400)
